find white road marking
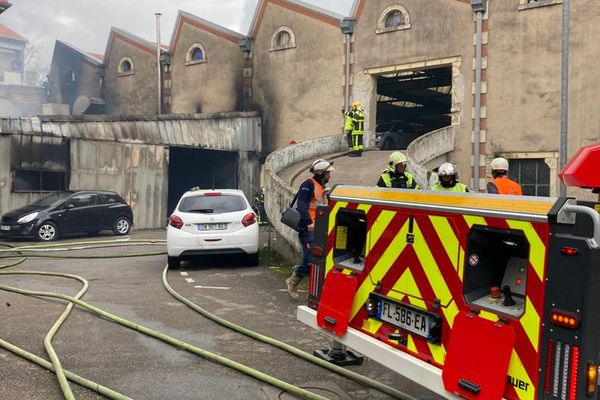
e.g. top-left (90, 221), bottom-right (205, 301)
top-left (193, 285), bottom-right (231, 290)
top-left (185, 278), bottom-right (195, 283)
top-left (180, 272), bottom-right (189, 276)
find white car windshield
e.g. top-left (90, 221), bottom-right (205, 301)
top-left (179, 194), bottom-right (246, 214)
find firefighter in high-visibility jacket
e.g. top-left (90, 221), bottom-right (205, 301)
top-left (487, 157), bottom-right (523, 195)
top-left (343, 101), bottom-right (365, 157)
top-left (431, 162), bottom-right (469, 192)
top-left (376, 151), bottom-right (420, 189)
top-left (285, 159), bottom-right (334, 300)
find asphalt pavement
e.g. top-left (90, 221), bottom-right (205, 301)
top-left (0, 228), bottom-right (443, 400)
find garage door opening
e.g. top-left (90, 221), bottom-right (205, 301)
top-left (376, 66), bottom-right (452, 150)
top-left (167, 147), bottom-right (238, 215)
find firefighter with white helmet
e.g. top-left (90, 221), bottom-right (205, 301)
top-left (431, 162), bottom-right (469, 192)
top-left (342, 100), bottom-right (365, 157)
top-left (487, 157), bottom-right (523, 195)
top-left (376, 151), bottom-right (420, 189)
top-left (285, 158), bottom-right (334, 299)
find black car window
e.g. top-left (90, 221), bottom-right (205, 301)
top-left (179, 194), bottom-right (246, 214)
top-left (31, 191), bottom-right (72, 207)
top-left (68, 193), bottom-right (97, 208)
top-left (98, 194), bottom-right (120, 205)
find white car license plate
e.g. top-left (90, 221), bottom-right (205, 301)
top-left (377, 298), bottom-right (432, 338)
top-left (0, 225), bottom-right (10, 231)
top-left (197, 223), bottom-right (227, 231)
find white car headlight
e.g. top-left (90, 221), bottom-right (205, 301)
top-left (17, 212), bottom-right (38, 224)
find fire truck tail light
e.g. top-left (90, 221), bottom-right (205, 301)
top-left (587, 362), bottom-right (597, 397)
top-left (312, 246), bottom-right (324, 257)
top-left (561, 247), bottom-right (579, 256)
top-left (545, 340), bottom-right (555, 394)
top-left (568, 346), bottom-right (578, 400)
top-left (550, 309), bottom-right (580, 329)
top-left (364, 298), bottom-right (377, 317)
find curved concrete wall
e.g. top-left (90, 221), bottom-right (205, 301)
top-left (264, 133), bottom-right (348, 254)
top-left (406, 126), bottom-right (455, 189)
top-left (264, 127), bottom-right (452, 258)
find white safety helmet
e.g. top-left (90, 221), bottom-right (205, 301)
top-left (388, 151), bottom-right (408, 168)
top-left (437, 162), bottom-right (457, 177)
top-left (310, 159), bottom-right (335, 175)
top-left (491, 157), bottom-right (509, 171)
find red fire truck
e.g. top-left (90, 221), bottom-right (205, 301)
top-left (298, 144), bottom-right (600, 399)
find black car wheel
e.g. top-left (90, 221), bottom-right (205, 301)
top-left (113, 217), bottom-right (131, 236)
top-left (37, 222), bottom-right (58, 241)
top-left (167, 256), bottom-right (180, 269)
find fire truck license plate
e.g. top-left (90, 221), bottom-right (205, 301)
top-left (377, 299), bottom-right (431, 338)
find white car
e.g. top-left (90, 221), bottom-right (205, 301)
top-left (166, 189), bottom-right (259, 269)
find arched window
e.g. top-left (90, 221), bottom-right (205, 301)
top-left (270, 26), bottom-right (296, 51)
top-left (117, 57), bottom-right (134, 75)
top-left (185, 43), bottom-right (207, 65)
top-left (377, 5), bottom-right (411, 34)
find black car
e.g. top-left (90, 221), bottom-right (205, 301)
top-left (375, 121), bottom-right (423, 150)
top-left (0, 190), bottom-right (133, 241)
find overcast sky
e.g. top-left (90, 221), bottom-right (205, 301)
top-left (1, 0), bottom-right (354, 67)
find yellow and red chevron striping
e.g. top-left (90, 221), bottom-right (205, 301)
top-left (323, 199), bottom-right (549, 400)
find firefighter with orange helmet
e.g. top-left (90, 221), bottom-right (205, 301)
top-left (342, 101), bottom-right (365, 157)
top-left (487, 157), bottom-right (523, 195)
top-left (285, 159), bottom-right (334, 299)
top-left (377, 151), bottom-right (420, 189)
top-left (431, 162), bottom-right (469, 192)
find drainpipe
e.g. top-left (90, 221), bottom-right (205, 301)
top-left (559, 0), bottom-right (570, 197)
top-left (155, 12), bottom-right (162, 115)
top-left (471, 0), bottom-right (486, 192)
top-left (340, 18), bottom-right (356, 111)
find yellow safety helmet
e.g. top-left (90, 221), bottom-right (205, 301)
top-left (388, 151), bottom-right (408, 168)
top-left (352, 101), bottom-right (362, 109)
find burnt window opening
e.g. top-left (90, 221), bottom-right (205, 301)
top-left (11, 135), bottom-right (70, 193)
top-left (333, 208), bottom-right (367, 272)
top-left (64, 70), bottom-right (76, 85)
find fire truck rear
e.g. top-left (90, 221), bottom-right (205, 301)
top-left (297, 144), bottom-right (600, 399)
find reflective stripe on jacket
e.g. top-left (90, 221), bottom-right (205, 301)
top-left (378, 169), bottom-right (419, 189)
top-left (431, 181), bottom-right (469, 192)
top-left (487, 177), bottom-right (523, 195)
top-left (344, 110), bottom-right (364, 134)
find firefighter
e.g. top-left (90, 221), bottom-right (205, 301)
top-left (343, 101), bottom-right (365, 157)
top-left (431, 162), bottom-right (469, 192)
top-left (487, 157), bottom-right (523, 195)
top-left (285, 159), bottom-right (334, 300)
top-left (376, 151), bottom-right (420, 189)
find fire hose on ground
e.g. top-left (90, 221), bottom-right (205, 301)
top-left (0, 238), bottom-right (418, 400)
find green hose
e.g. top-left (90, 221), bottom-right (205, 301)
top-left (0, 336), bottom-right (131, 399)
top-left (162, 266), bottom-right (416, 400)
top-left (0, 283), bottom-right (333, 400)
